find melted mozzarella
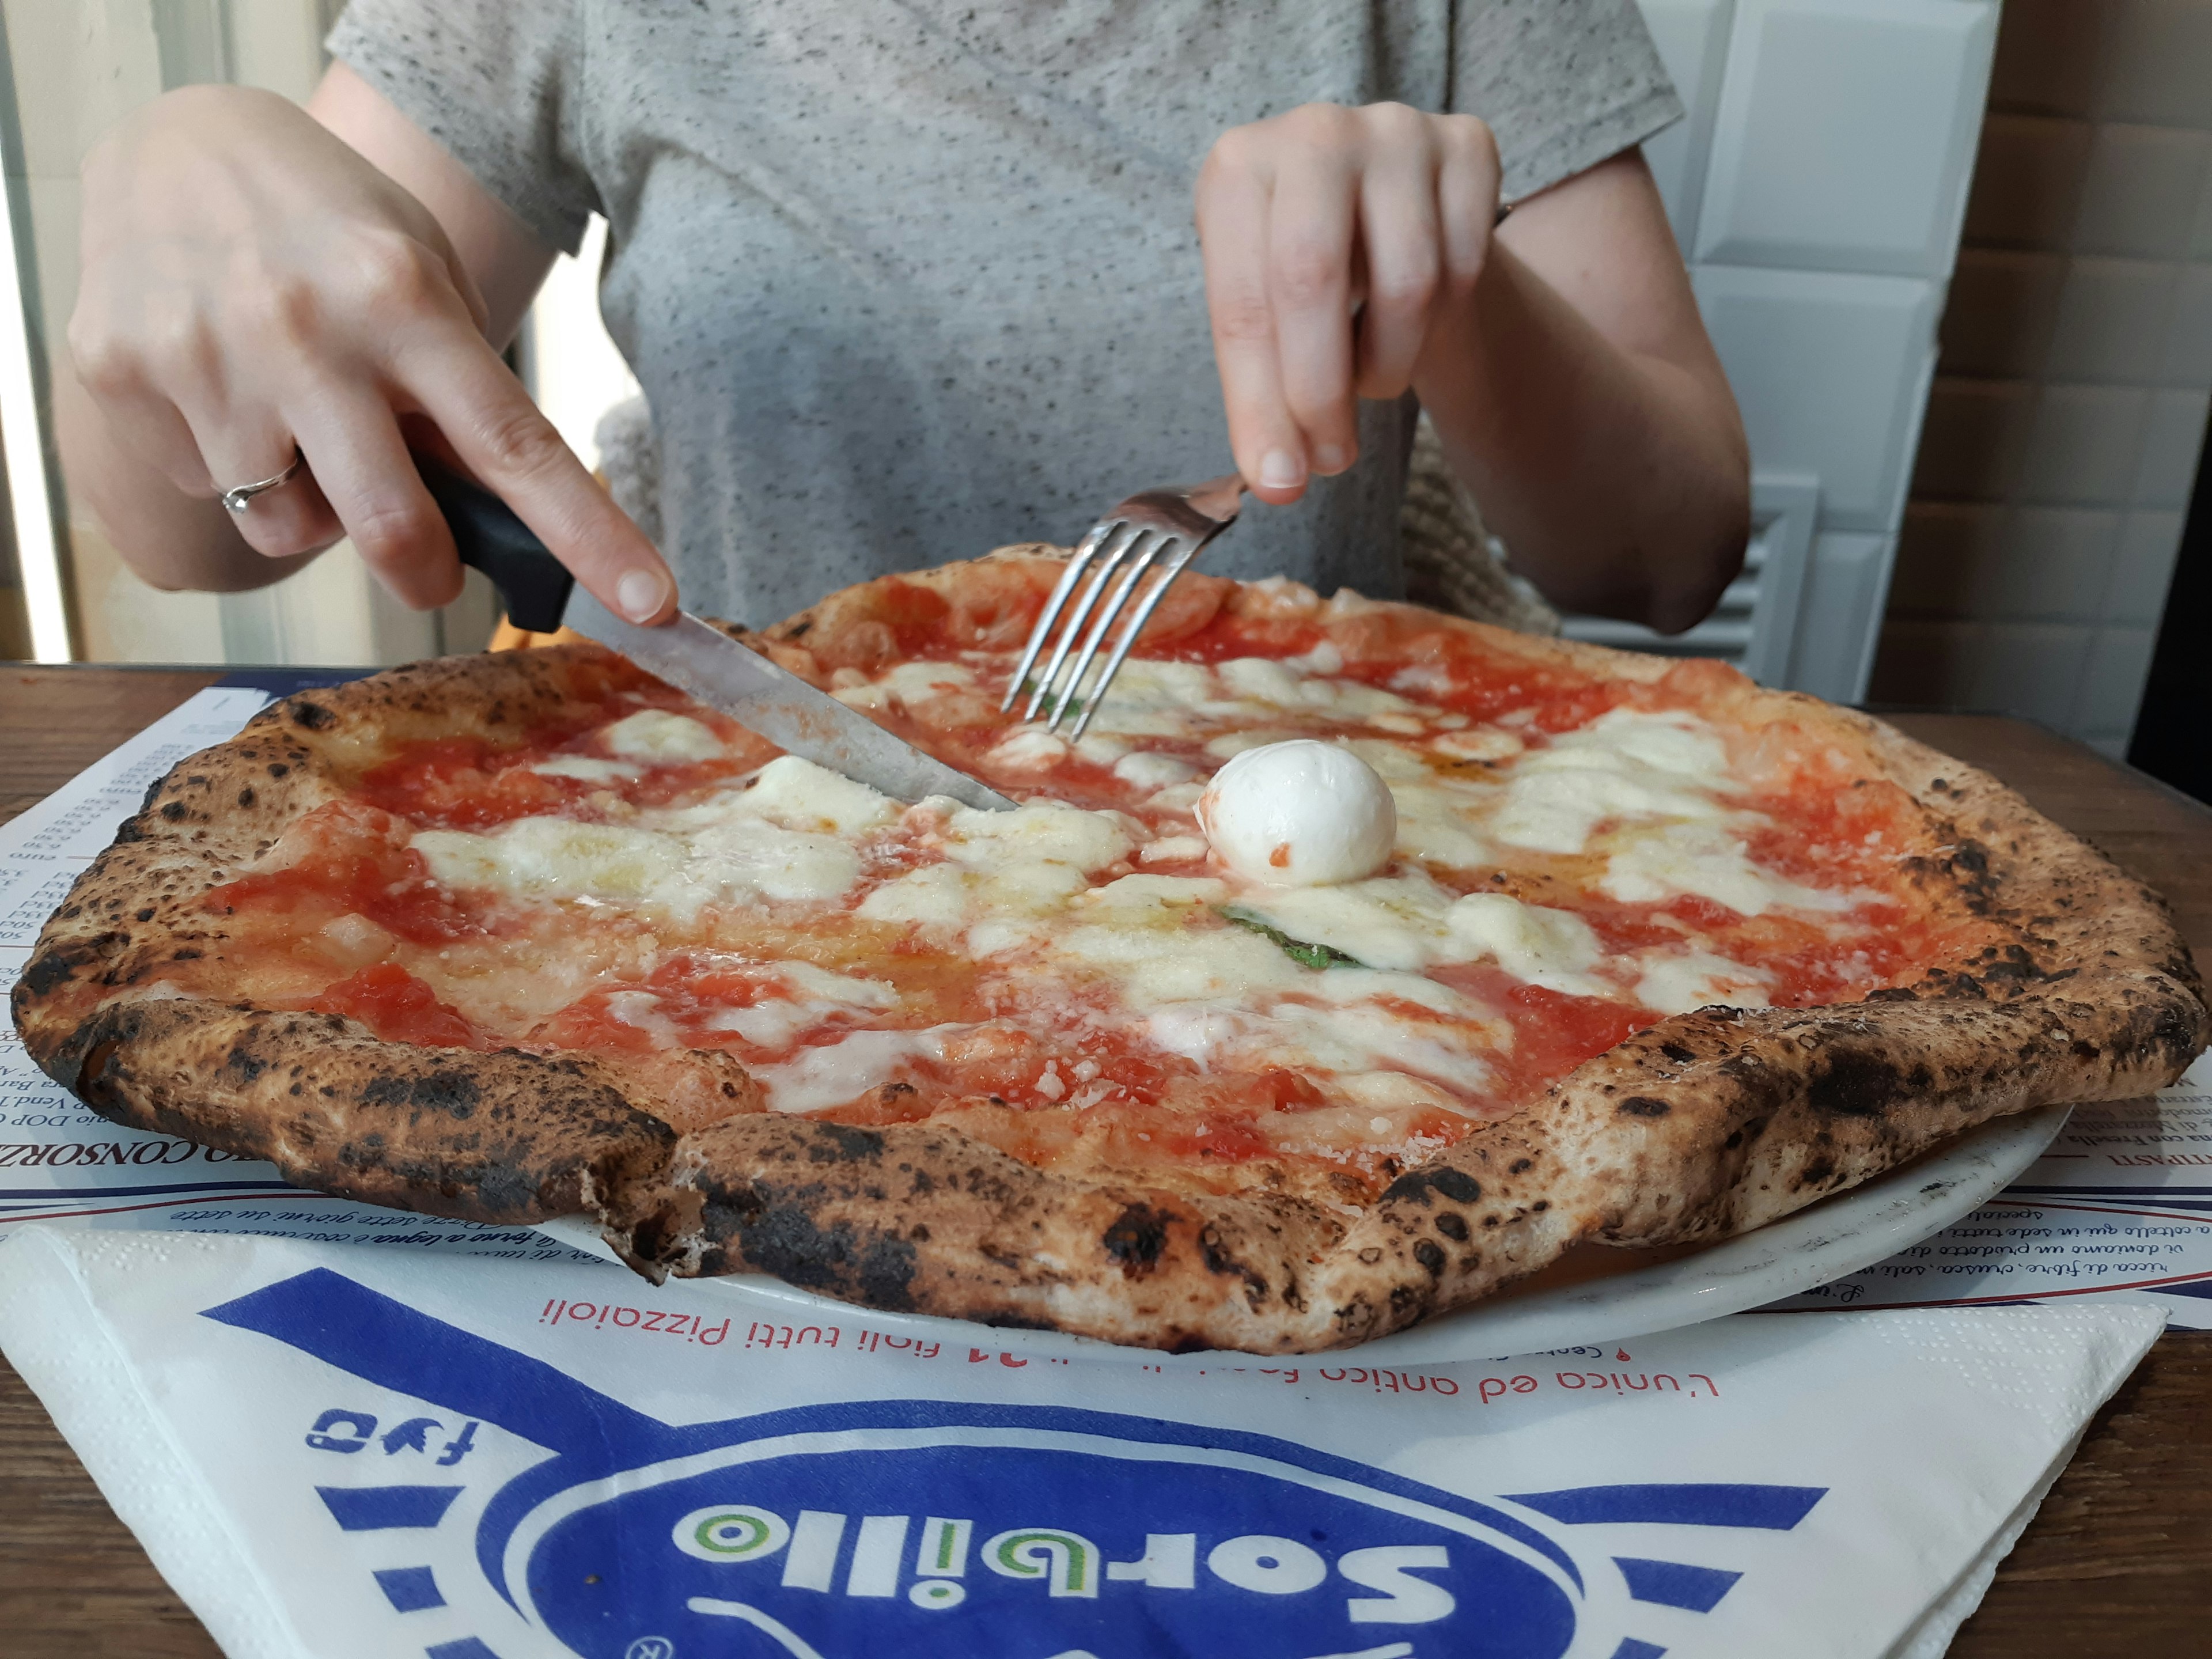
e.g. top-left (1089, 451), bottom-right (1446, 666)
top-left (1080, 659), bottom-right (1218, 738)
top-left (858, 802), bottom-right (1123, 944)
top-left (831, 659), bottom-right (978, 714)
top-left (1490, 709), bottom-right (1732, 854)
top-left (777, 961), bottom-right (900, 1009)
top-left (1365, 747), bottom-right (1495, 870)
top-left (1635, 950), bottom-right (1772, 1014)
top-left (1137, 834), bottom-right (1209, 865)
top-left (1262, 1001), bottom-right (1497, 1092)
top-left (683, 817), bottom-right (863, 905)
top-left (1054, 922), bottom-right (1310, 1006)
top-left (985, 728), bottom-right (1072, 772)
top-left (530, 755), bottom-right (638, 783)
top-left (1229, 877), bottom-right (1623, 1001)
top-left (1142, 976), bottom-right (1504, 1100)
top-left (855, 863), bottom-right (972, 930)
top-left (414, 778), bottom-right (869, 916)
top-left (736, 756), bottom-right (900, 834)
top-left (750, 1026), bottom-right (958, 1113)
top-left (703, 962), bottom-right (902, 1048)
top-left (939, 800), bottom-right (1135, 872)
top-left (603, 709), bottom-right (724, 764)
top-left (1601, 820), bottom-right (1852, 917)
top-left (1431, 728), bottom-right (1523, 763)
top-left (1080, 873), bottom-right (1228, 910)
top-left (414, 820), bottom-right (684, 904)
top-left (1229, 872), bottom-right (1459, 972)
top-left (1113, 751), bottom-right (1199, 792)
top-left (1445, 892), bottom-right (1609, 998)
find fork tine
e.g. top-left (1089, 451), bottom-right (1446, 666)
top-left (1002, 519), bottom-right (1111, 713)
top-left (1026, 521), bottom-right (1141, 721)
top-left (1048, 531), bottom-right (1164, 736)
top-left (1066, 539), bottom-right (1196, 743)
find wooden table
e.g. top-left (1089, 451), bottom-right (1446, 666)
top-left (2, 666), bottom-right (2209, 1657)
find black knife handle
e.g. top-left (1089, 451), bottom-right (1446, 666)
top-left (415, 454), bottom-right (575, 632)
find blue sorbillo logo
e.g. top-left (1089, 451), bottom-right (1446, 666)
top-left (204, 1271), bottom-right (1825, 1659)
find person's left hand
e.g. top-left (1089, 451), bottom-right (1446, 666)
top-left (1195, 102), bottom-right (1502, 505)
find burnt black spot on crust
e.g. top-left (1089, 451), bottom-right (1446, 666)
top-left (359, 1070), bottom-right (483, 1118)
top-left (1381, 1166), bottom-right (1482, 1206)
top-left (701, 1180), bottom-right (920, 1311)
top-left (1433, 1212), bottom-right (1469, 1242)
top-left (1804, 1049), bottom-right (1907, 1119)
top-left (159, 801), bottom-right (189, 823)
top-left (1660, 1041), bottom-right (1698, 1063)
top-left (1103, 1201), bottom-right (1172, 1278)
top-left (1619, 1096), bottom-right (1670, 1118)
top-left (801, 1122), bottom-right (885, 1163)
top-left (289, 700), bottom-right (337, 731)
top-left (20, 949), bottom-right (77, 997)
top-left (1198, 1225), bottom-right (1270, 1308)
top-left (1412, 1239), bottom-right (1445, 1275)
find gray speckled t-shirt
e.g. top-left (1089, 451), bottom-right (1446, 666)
top-left (329, 1), bottom-right (1679, 628)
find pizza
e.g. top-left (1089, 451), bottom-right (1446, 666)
top-left (14, 551), bottom-right (2207, 1353)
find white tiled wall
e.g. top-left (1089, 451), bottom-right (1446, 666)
top-left (1695, 0), bottom-right (1993, 278)
top-left (1596, 0), bottom-right (1998, 700)
top-left (1690, 267), bottom-right (1943, 531)
top-left (1871, 0), bottom-right (2212, 756)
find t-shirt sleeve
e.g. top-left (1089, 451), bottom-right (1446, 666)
top-left (325, 0), bottom-right (599, 255)
top-left (1452, 0), bottom-right (1684, 205)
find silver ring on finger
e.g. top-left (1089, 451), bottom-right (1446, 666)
top-left (221, 446), bottom-right (305, 514)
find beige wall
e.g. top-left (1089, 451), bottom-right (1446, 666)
top-left (1870, 0), bottom-right (2212, 757)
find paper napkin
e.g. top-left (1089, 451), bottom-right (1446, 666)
top-left (0, 1225), bottom-right (2161, 1659)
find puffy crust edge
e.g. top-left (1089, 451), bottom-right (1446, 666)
top-left (12, 553), bottom-right (2209, 1353)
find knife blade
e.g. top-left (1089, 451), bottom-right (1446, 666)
top-left (417, 457), bottom-right (1016, 812)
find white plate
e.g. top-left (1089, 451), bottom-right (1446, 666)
top-left (536, 1103), bottom-right (2068, 1365)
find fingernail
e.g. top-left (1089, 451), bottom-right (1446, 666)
top-left (1259, 449), bottom-right (1303, 490)
top-left (617, 568), bottom-right (671, 622)
top-left (1314, 443), bottom-right (1350, 474)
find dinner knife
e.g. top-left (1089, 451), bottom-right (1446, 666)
top-left (416, 457), bottom-right (1016, 811)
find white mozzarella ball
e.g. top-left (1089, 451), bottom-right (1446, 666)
top-left (1196, 740), bottom-right (1397, 887)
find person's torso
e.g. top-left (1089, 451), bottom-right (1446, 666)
top-left (575, 0), bottom-right (1447, 624)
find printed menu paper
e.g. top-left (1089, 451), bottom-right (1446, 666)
top-left (0, 1226), bottom-right (2165, 1659)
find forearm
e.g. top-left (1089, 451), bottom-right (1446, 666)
top-left (1413, 241), bottom-right (1749, 634)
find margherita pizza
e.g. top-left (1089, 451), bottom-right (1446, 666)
top-left (14, 551), bottom-right (2207, 1352)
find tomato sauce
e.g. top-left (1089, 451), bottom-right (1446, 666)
top-left (210, 803), bottom-right (484, 945)
top-left (310, 964), bottom-right (485, 1049)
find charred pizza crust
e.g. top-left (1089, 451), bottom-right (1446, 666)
top-left (15, 553), bottom-right (2207, 1353)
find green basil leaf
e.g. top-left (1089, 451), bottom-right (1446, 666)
top-left (1219, 906), bottom-right (1365, 971)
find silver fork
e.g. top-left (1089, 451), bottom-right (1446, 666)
top-left (1001, 472), bottom-right (1247, 743)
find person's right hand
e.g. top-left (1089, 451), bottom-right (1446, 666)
top-left (68, 84), bottom-right (673, 622)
